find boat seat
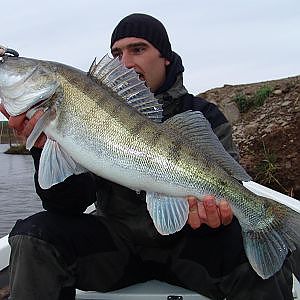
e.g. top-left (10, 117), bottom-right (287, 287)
top-left (76, 280), bottom-right (212, 300)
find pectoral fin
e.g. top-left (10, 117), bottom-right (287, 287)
top-left (26, 108), bottom-right (52, 150)
top-left (146, 192), bottom-right (189, 235)
top-left (38, 139), bottom-right (86, 189)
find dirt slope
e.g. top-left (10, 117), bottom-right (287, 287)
top-left (198, 75), bottom-right (300, 199)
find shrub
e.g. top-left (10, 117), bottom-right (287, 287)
top-left (234, 93), bottom-right (252, 113)
top-left (234, 85), bottom-right (272, 113)
top-left (253, 86), bottom-right (272, 107)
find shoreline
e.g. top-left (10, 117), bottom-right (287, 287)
top-left (4, 145), bottom-right (30, 155)
top-left (0, 144), bottom-right (30, 155)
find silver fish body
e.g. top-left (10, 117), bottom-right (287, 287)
top-left (0, 54), bottom-right (299, 280)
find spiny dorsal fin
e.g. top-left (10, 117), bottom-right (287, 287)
top-left (88, 54), bottom-right (163, 123)
top-left (163, 110), bottom-right (252, 182)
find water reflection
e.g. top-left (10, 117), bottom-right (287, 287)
top-left (0, 144), bottom-right (42, 237)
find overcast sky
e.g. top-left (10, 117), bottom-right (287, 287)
top-left (0, 0), bottom-right (299, 121)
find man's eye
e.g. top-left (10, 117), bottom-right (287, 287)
top-left (111, 51), bottom-right (121, 58)
top-left (132, 47), bottom-right (145, 54)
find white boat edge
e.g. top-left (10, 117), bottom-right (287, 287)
top-left (0, 183), bottom-right (299, 299)
top-left (0, 235), bottom-right (9, 271)
top-left (243, 180), bottom-right (300, 213)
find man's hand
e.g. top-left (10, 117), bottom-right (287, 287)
top-left (187, 195), bottom-right (233, 229)
top-left (0, 104), bottom-right (46, 148)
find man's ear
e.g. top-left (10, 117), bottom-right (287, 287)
top-left (165, 59), bottom-right (171, 66)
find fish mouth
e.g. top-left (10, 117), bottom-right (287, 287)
top-left (0, 56), bottom-right (36, 87)
top-left (0, 65), bottom-right (46, 115)
top-left (0, 57), bottom-right (59, 116)
top-left (1, 64), bottom-right (38, 89)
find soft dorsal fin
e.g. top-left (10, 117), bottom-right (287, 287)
top-left (88, 54), bottom-right (163, 123)
top-left (163, 110), bottom-right (252, 182)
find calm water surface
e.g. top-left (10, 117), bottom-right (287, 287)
top-left (0, 144), bottom-right (42, 238)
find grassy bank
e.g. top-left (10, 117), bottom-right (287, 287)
top-left (4, 144), bottom-right (30, 155)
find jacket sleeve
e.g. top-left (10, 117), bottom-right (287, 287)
top-left (30, 147), bottom-right (98, 215)
top-left (191, 96), bottom-right (240, 162)
top-left (213, 122), bottom-right (240, 162)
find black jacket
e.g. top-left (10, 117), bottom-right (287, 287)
top-left (31, 52), bottom-right (239, 246)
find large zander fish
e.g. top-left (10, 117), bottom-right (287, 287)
top-left (0, 52), bottom-right (299, 280)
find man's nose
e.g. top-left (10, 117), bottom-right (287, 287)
top-left (120, 52), bottom-right (135, 69)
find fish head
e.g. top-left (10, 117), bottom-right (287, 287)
top-left (0, 55), bottom-right (59, 116)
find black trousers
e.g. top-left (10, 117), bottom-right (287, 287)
top-left (8, 211), bottom-right (294, 300)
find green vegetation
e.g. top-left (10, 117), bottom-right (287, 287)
top-left (255, 141), bottom-right (288, 193)
top-left (253, 86), bottom-right (273, 107)
top-left (255, 142), bottom-right (277, 185)
top-left (234, 85), bottom-right (273, 113)
top-left (234, 93), bottom-right (252, 113)
top-left (4, 144), bottom-right (30, 155)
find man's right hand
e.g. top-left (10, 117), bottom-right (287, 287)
top-left (187, 195), bottom-right (233, 229)
top-left (0, 104), bottom-right (47, 148)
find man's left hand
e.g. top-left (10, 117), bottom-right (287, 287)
top-left (187, 195), bottom-right (233, 229)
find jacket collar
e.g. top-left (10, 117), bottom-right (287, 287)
top-left (154, 51), bottom-right (188, 101)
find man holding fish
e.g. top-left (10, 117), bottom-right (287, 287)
top-left (0, 13), bottom-right (295, 300)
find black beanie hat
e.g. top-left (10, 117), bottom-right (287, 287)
top-left (110, 13), bottom-right (173, 61)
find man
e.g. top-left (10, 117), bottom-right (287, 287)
top-left (0, 13), bottom-right (293, 300)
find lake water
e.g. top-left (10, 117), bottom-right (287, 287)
top-left (0, 144), bottom-right (43, 238)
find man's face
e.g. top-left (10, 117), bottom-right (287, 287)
top-left (111, 37), bottom-right (170, 93)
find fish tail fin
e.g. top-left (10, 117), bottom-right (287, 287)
top-left (242, 196), bottom-right (300, 279)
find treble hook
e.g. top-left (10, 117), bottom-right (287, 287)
top-left (0, 45), bottom-right (19, 57)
